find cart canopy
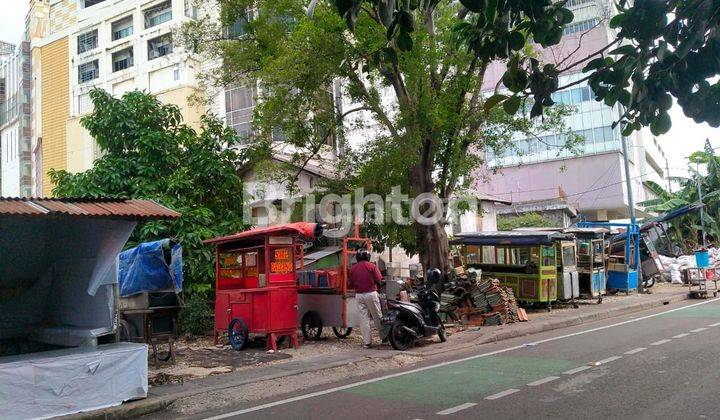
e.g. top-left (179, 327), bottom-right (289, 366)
top-left (118, 239), bottom-right (183, 297)
top-left (204, 222), bottom-right (322, 245)
top-left (451, 231), bottom-right (574, 246)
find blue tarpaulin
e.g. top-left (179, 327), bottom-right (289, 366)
top-left (118, 239), bottom-right (182, 297)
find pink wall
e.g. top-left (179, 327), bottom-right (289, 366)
top-left (474, 152), bottom-right (628, 214)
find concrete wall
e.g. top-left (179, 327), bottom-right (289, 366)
top-left (476, 152), bottom-right (635, 219)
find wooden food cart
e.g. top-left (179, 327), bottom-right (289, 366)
top-left (205, 223), bottom-right (322, 351)
top-left (452, 231), bottom-right (570, 310)
top-left (566, 227), bottom-right (608, 302)
top-left (512, 228), bottom-right (579, 305)
top-left (296, 224), bottom-right (370, 341)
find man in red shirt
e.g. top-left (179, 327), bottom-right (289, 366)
top-left (349, 249), bottom-right (384, 348)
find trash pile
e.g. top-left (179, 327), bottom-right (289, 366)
top-left (440, 268), bottom-right (528, 326)
top-left (658, 248), bottom-right (720, 284)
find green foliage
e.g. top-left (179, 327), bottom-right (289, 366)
top-left (49, 89), bottom-right (249, 293)
top-left (639, 140), bottom-right (720, 250)
top-left (497, 212), bottom-right (556, 231)
top-left (179, 293), bottom-right (215, 335)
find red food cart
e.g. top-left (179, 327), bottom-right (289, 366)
top-left (204, 222), bottom-right (322, 351)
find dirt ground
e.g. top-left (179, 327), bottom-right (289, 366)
top-left (148, 328), bottom-right (398, 386)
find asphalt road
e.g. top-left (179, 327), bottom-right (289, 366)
top-left (182, 298), bottom-right (720, 420)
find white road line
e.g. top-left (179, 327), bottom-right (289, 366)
top-left (597, 356), bottom-right (622, 364)
top-left (673, 333), bottom-right (690, 338)
top-left (485, 389), bottom-right (520, 400)
top-left (437, 403), bottom-right (476, 415)
top-left (563, 365), bottom-right (592, 375)
top-left (708, 322), bottom-right (720, 327)
top-left (202, 298), bottom-right (720, 420)
top-left (527, 376), bottom-right (560, 386)
top-left (624, 347), bottom-right (647, 355)
top-left (691, 327), bottom-right (708, 333)
top-left (651, 339), bottom-right (672, 346)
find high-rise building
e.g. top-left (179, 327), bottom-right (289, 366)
top-left (26, 0), bottom-right (204, 196)
top-left (477, 0), bottom-right (669, 221)
top-left (0, 40), bottom-right (33, 197)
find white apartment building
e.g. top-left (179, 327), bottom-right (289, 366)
top-left (0, 41), bottom-right (33, 197)
top-left (66, 0), bottom-right (203, 172)
top-left (26, 0), bottom-right (204, 195)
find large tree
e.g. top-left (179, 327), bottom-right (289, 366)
top-left (50, 89), bottom-right (248, 294)
top-left (182, 0), bottom-right (575, 272)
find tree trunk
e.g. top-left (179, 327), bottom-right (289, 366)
top-left (416, 221), bottom-right (450, 277)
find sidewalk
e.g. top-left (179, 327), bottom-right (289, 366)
top-left (68, 284), bottom-right (689, 419)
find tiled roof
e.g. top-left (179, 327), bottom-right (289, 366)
top-left (0, 197), bottom-right (181, 219)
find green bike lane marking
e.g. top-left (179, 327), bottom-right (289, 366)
top-left (658, 305), bottom-right (720, 319)
top-left (345, 356), bottom-right (577, 406)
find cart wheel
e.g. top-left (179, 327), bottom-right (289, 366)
top-left (276, 335), bottom-right (286, 346)
top-left (228, 318), bottom-right (249, 351)
top-left (152, 343), bottom-right (173, 362)
top-left (301, 311), bottom-right (323, 341)
top-left (118, 319), bottom-right (136, 341)
top-left (332, 327), bottom-right (352, 339)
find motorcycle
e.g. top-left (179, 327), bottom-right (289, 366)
top-left (381, 269), bottom-right (447, 351)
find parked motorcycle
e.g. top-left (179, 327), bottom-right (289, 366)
top-left (382, 269), bottom-right (447, 350)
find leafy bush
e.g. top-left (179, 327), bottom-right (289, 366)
top-left (179, 293), bottom-right (215, 336)
top-left (498, 213), bottom-right (556, 231)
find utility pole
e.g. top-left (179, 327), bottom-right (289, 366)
top-left (697, 160), bottom-right (707, 248)
top-left (621, 134), bottom-right (643, 293)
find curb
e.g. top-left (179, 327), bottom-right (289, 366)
top-left (69, 292), bottom-right (689, 419)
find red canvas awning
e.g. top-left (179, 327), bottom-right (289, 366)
top-left (204, 222), bottom-right (321, 245)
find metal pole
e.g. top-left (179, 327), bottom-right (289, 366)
top-left (620, 133), bottom-right (643, 292)
top-left (697, 161), bottom-right (707, 248)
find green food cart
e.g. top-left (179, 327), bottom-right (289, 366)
top-left (451, 231), bottom-right (575, 311)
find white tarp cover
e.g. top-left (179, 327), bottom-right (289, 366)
top-left (0, 342), bottom-right (148, 419)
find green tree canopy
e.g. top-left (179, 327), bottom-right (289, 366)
top-left (50, 89), bottom-right (248, 293)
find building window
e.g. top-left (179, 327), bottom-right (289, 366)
top-left (185, 0), bottom-right (198, 19)
top-left (550, 86), bottom-right (592, 105)
top-left (226, 10), bottom-right (254, 38)
top-left (225, 84), bottom-right (256, 141)
top-left (77, 29), bottom-right (98, 54)
top-left (78, 60), bottom-right (99, 83)
top-left (144, 1), bottom-right (173, 29)
top-left (111, 16), bottom-right (134, 41)
top-left (564, 19), bottom-right (599, 35)
top-left (83, 0), bottom-right (107, 8)
top-left (173, 68), bottom-right (180, 80)
top-left (112, 47), bottom-right (134, 72)
top-left (147, 34), bottom-right (173, 60)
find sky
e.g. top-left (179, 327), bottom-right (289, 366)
top-left (1, 0), bottom-right (718, 177)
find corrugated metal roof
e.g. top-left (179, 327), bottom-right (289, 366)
top-left (0, 197), bottom-right (181, 219)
